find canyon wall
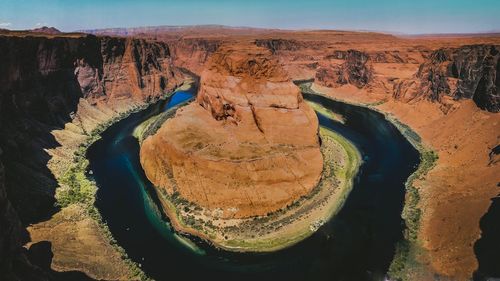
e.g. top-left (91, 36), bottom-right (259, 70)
top-left (394, 45), bottom-right (500, 112)
top-left (255, 38), bottom-right (499, 113)
top-left (0, 33), bottom-right (184, 279)
top-left (168, 38), bottom-right (222, 75)
top-left (315, 49), bottom-right (373, 88)
top-left (82, 27), bottom-right (500, 114)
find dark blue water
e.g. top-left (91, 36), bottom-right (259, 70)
top-left (87, 91), bottom-right (420, 281)
top-left (165, 91), bottom-right (193, 110)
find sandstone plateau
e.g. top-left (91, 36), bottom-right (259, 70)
top-left (140, 42), bottom-right (323, 219)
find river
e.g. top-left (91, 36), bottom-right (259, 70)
top-left (87, 89), bottom-right (420, 281)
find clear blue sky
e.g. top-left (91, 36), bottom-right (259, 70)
top-left (1, 0), bottom-right (499, 34)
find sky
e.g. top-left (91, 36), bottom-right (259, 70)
top-left (1, 0), bottom-right (499, 34)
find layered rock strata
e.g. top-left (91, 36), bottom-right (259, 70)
top-left (394, 45), bottom-right (500, 112)
top-left (140, 43), bottom-right (323, 219)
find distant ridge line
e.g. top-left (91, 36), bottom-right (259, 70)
top-left (77, 24), bottom-right (500, 38)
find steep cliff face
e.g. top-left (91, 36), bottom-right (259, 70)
top-left (0, 157), bottom-right (28, 279)
top-left (255, 38), bottom-right (304, 54)
top-left (305, 44), bottom-right (499, 113)
top-left (0, 157), bottom-right (54, 280)
top-left (0, 35), bottom-right (101, 223)
top-left (316, 50), bottom-right (373, 89)
top-left (99, 37), bottom-right (182, 101)
top-left (141, 43), bottom-right (322, 219)
top-left (394, 45), bottom-right (500, 112)
top-left (169, 38), bottom-right (222, 75)
top-left (0, 33), bottom-right (184, 279)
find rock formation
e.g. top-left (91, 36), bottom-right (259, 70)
top-left (394, 45), bottom-right (500, 112)
top-left (255, 38), bottom-right (304, 54)
top-left (316, 50), bottom-right (373, 88)
top-left (0, 155), bottom-right (30, 279)
top-left (169, 38), bottom-right (222, 74)
top-left (140, 42), bottom-right (323, 218)
top-left (31, 26), bottom-right (61, 35)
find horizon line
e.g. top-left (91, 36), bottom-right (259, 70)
top-left (4, 24), bottom-right (500, 37)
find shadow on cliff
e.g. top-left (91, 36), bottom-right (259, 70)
top-left (0, 35), bottom-right (104, 280)
top-left (473, 180), bottom-right (500, 280)
top-left (1, 70), bottom-right (83, 224)
top-left (0, 72), bottom-right (99, 281)
top-left (0, 35), bottom-right (104, 226)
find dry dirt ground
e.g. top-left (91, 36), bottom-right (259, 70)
top-left (27, 204), bottom-right (133, 280)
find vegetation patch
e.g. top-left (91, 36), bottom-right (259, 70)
top-left (387, 133), bottom-right (437, 280)
top-left (53, 96), bottom-right (183, 281)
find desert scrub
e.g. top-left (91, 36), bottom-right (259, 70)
top-left (366, 99), bottom-right (388, 106)
top-left (55, 96), bottom-right (171, 207)
top-left (402, 149), bottom-right (437, 240)
top-left (56, 157), bottom-right (95, 207)
top-left (297, 81), bottom-right (315, 95)
top-left (55, 134), bottom-right (100, 208)
top-left (388, 134), bottom-right (438, 280)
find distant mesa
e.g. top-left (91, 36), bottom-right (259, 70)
top-left (31, 26), bottom-right (61, 34)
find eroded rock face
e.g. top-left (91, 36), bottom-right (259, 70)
top-left (316, 50), bottom-right (373, 88)
top-left (100, 37), bottom-right (182, 101)
top-left (255, 39), bottom-right (304, 54)
top-left (0, 157), bottom-right (26, 278)
top-left (394, 45), bottom-right (500, 112)
top-left (169, 38), bottom-right (222, 74)
top-left (140, 43), bottom-right (323, 218)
